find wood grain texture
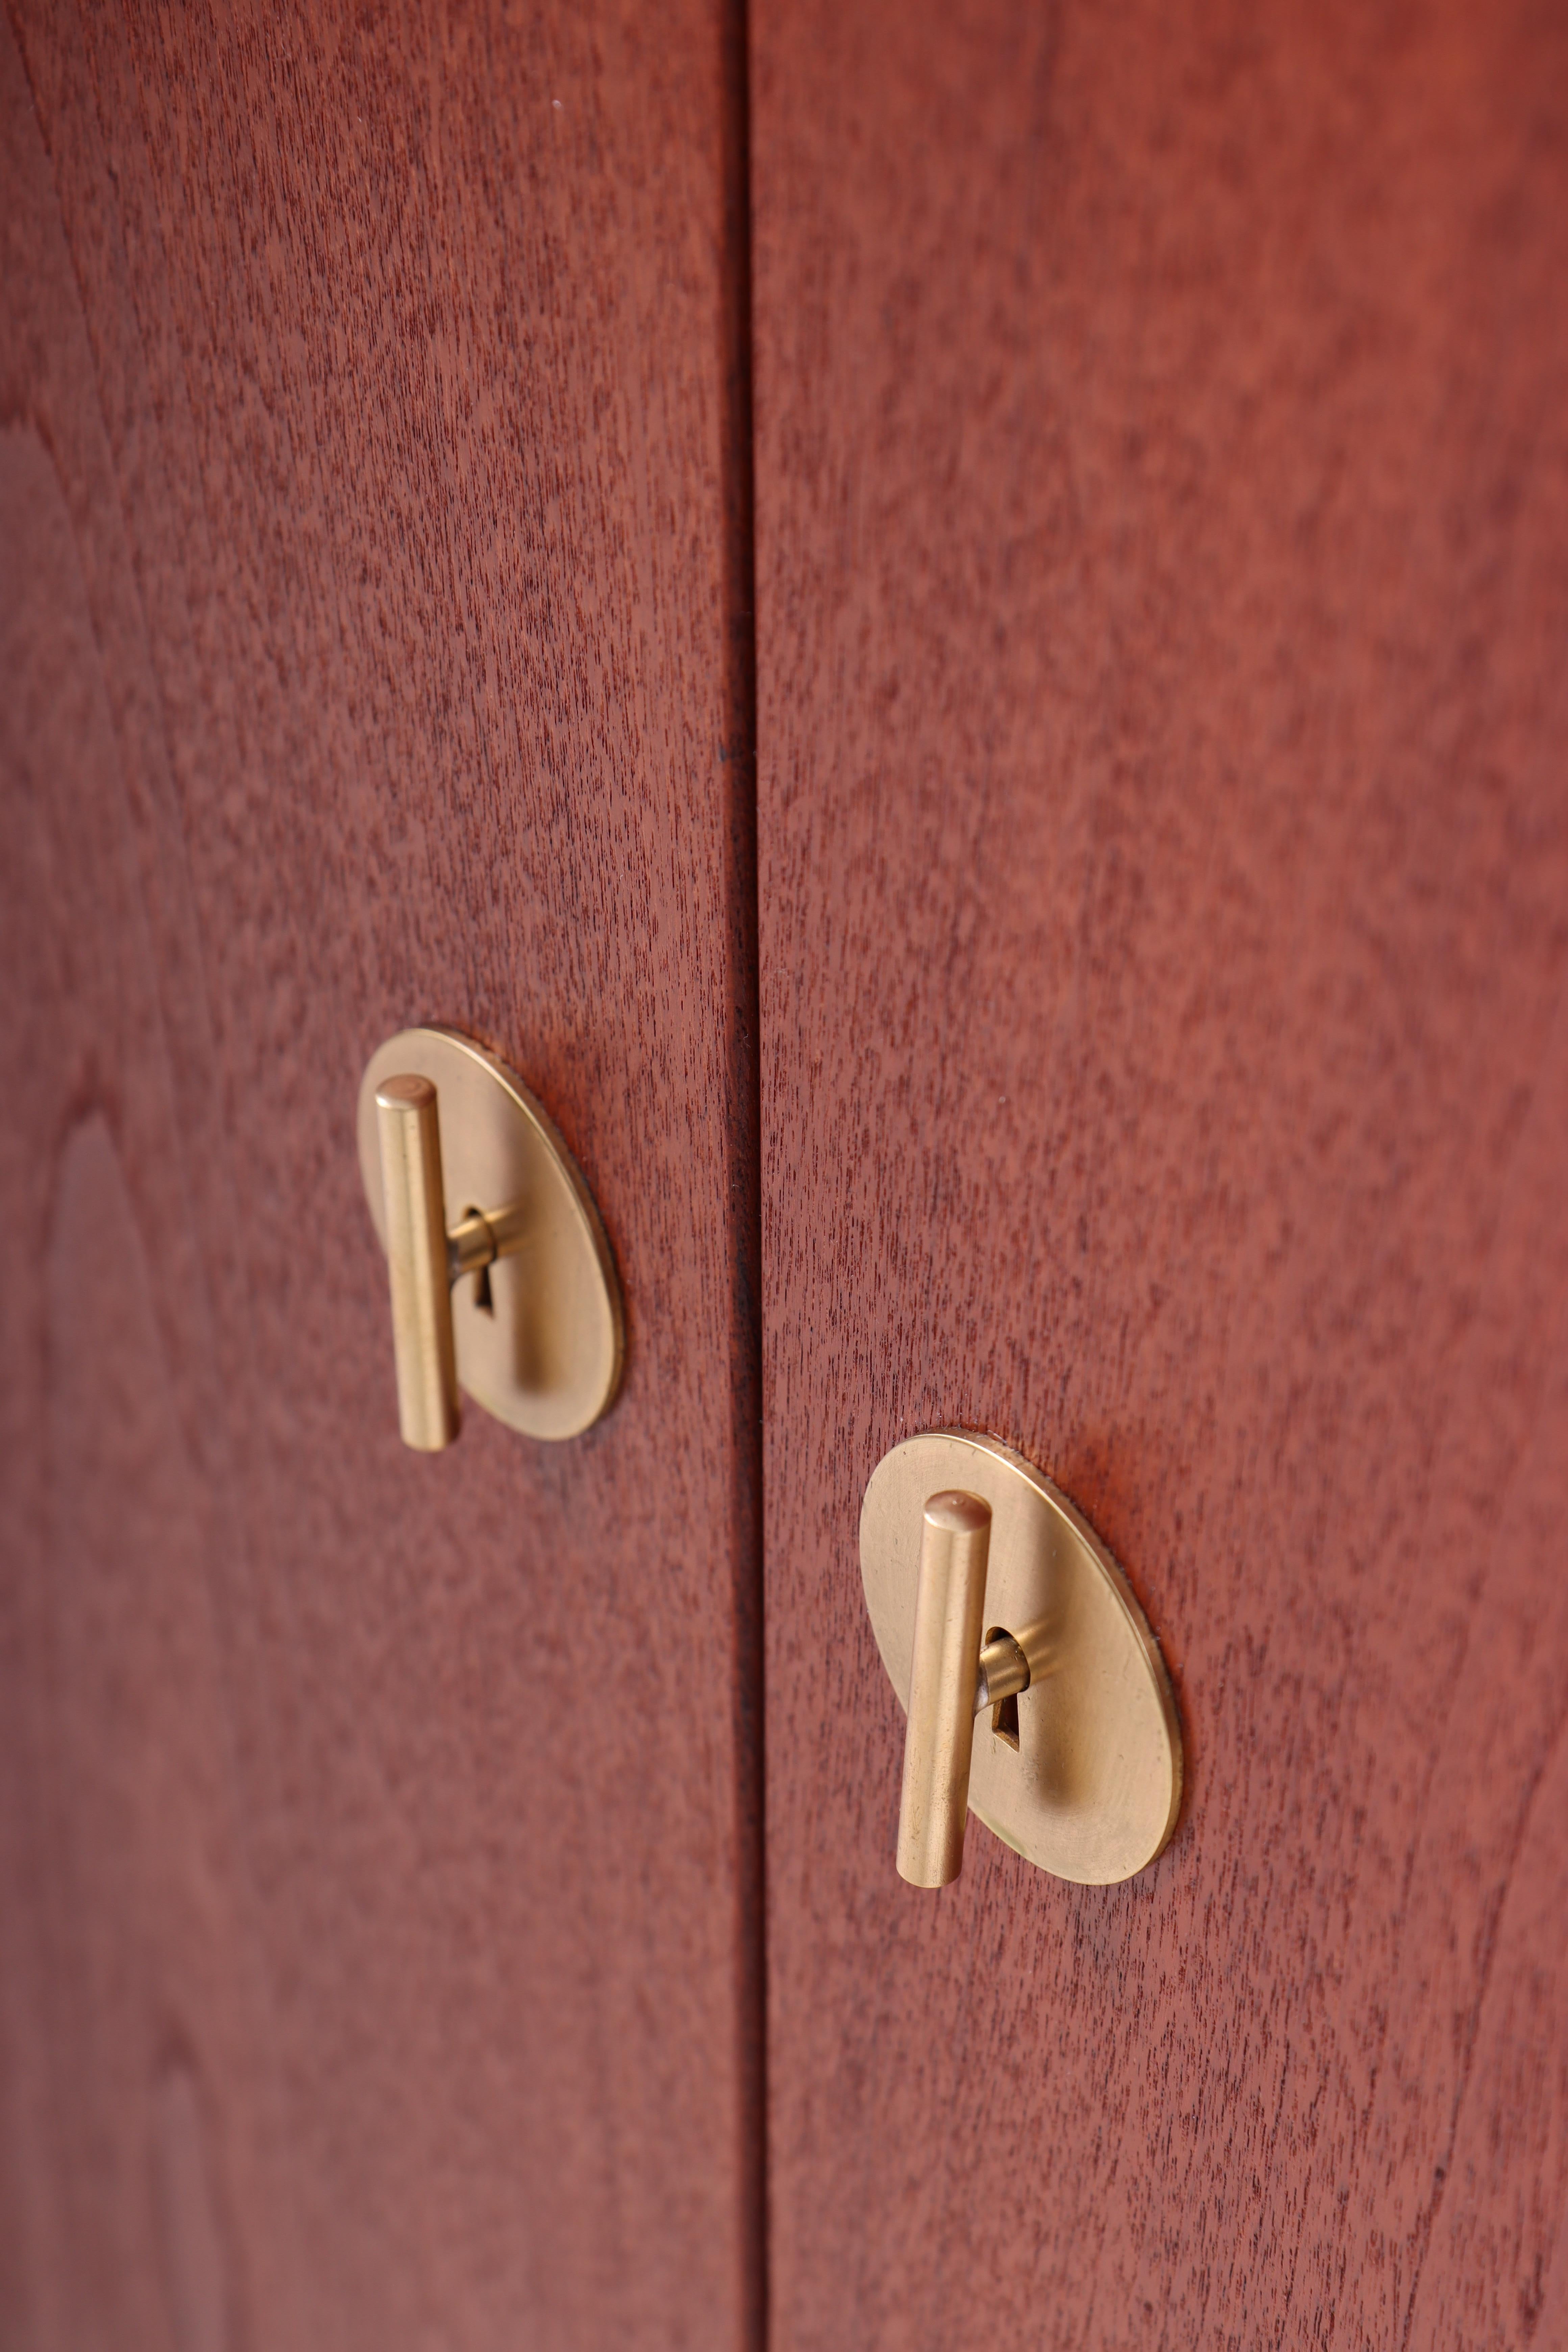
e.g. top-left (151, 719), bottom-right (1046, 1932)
top-left (751, 2), bottom-right (1568, 2345)
top-left (0, 6), bottom-right (759, 2346)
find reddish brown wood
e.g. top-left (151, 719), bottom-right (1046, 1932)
top-left (752, 1), bottom-right (1568, 2344)
top-left (0, 6), bottom-right (760, 2346)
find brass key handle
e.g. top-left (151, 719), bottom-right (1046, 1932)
top-left (897, 1491), bottom-right (1038, 1886)
top-left (358, 1027), bottom-right (624, 1448)
top-left (374, 1073), bottom-right (502, 1450)
top-left (897, 1493), bottom-right (992, 1885)
top-left (864, 1431), bottom-right (1183, 1888)
top-left (375, 1075), bottom-right (459, 1448)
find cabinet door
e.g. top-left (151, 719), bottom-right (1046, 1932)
top-left (753, 3), bottom-right (1568, 2344)
top-left (0, 8), bottom-right (760, 2346)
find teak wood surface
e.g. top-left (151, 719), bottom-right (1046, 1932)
top-left (0, 6), bottom-right (760, 2347)
top-left (753, 1), bottom-right (1568, 2346)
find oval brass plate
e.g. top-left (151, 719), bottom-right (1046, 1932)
top-left (860, 1431), bottom-right (1182, 1884)
top-left (357, 1027), bottom-right (623, 1441)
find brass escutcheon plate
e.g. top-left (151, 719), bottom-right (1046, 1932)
top-left (357, 1027), bottom-right (623, 1441)
top-left (860, 1431), bottom-right (1182, 1884)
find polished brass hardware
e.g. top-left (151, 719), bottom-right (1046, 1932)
top-left (862, 1431), bottom-right (1182, 1886)
top-left (897, 1492), bottom-right (993, 1886)
top-left (358, 1027), bottom-right (623, 1447)
top-left (375, 1073), bottom-right (462, 1449)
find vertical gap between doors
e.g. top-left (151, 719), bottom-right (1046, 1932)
top-left (718, 0), bottom-right (767, 2345)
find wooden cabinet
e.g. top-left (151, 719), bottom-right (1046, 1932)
top-left (4, 2), bottom-right (1566, 2344)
